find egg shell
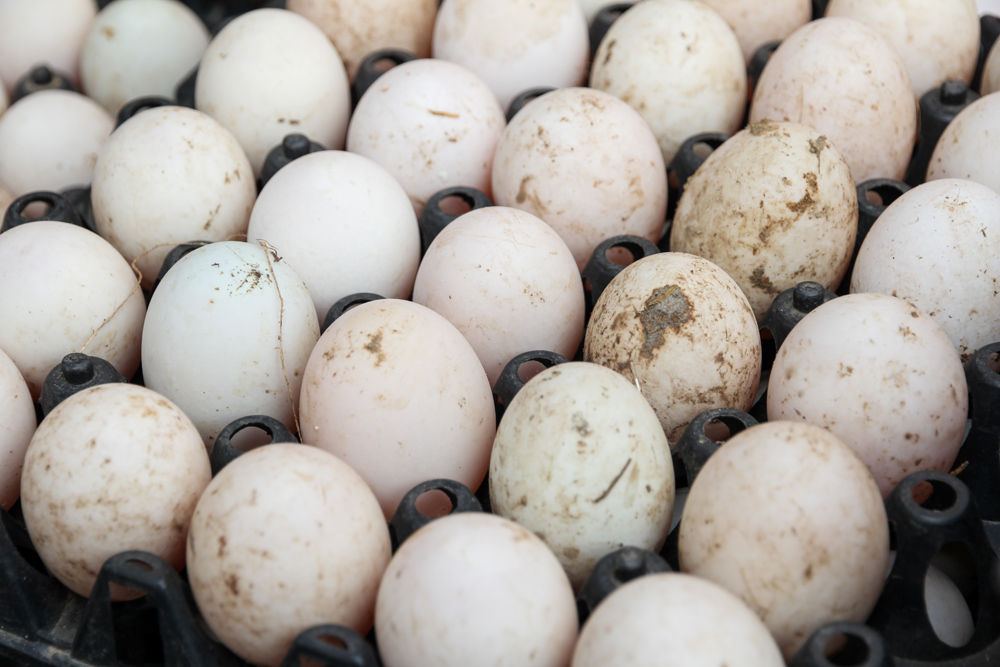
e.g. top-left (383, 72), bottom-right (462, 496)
top-left (0, 73), bottom-right (7, 115)
top-left (412, 206), bottom-right (585, 386)
top-left (851, 178), bottom-right (1000, 362)
top-left (299, 299), bottom-right (495, 518)
top-left (141, 241), bottom-right (320, 447)
top-left (187, 444), bottom-right (390, 667)
top-left (288, 0), bottom-right (437, 80)
top-left (589, 0), bottom-right (747, 166)
top-left (489, 362), bottom-right (674, 590)
top-left (825, 0), bottom-right (979, 96)
top-left (80, 0), bottom-right (210, 114)
top-left (571, 573), bottom-right (784, 667)
top-left (0, 0), bottom-right (97, 93)
top-left (21, 383), bottom-right (210, 600)
top-left (678, 421), bottom-right (889, 659)
top-left (92, 106), bottom-right (256, 289)
top-left (981, 37), bottom-right (1000, 95)
top-left (346, 58), bottom-right (506, 215)
top-left (0, 89), bottom-right (114, 197)
top-left (375, 512), bottom-right (578, 667)
top-left (583, 252), bottom-right (761, 444)
top-left (750, 17), bottom-right (917, 183)
top-left (0, 221), bottom-right (145, 399)
top-left (432, 0), bottom-right (589, 110)
top-left (491, 87), bottom-right (668, 270)
top-left (195, 8), bottom-right (351, 175)
top-left (701, 0), bottom-right (811, 63)
top-left (927, 91), bottom-right (1000, 193)
top-left (767, 293), bottom-right (968, 497)
top-left (0, 180), bottom-right (13, 217)
top-left (0, 346), bottom-right (35, 510)
top-left (247, 150), bottom-right (421, 322)
top-left (670, 119), bottom-right (858, 320)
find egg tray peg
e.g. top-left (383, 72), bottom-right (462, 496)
top-left (12, 65), bottom-right (76, 103)
top-left (759, 281), bottom-right (839, 352)
top-left (114, 95), bottom-right (176, 129)
top-left (209, 414), bottom-right (298, 476)
top-left (588, 4), bottom-right (632, 61)
top-left (387, 478), bottom-right (483, 552)
top-left (905, 80), bottom-right (980, 187)
top-left (1, 190), bottom-right (89, 234)
top-left (575, 546), bottom-right (672, 625)
top-left (505, 86), bottom-right (555, 123)
top-left (417, 185), bottom-right (493, 255)
top-left (580, 234), bottom-right (659, 320)
top-left (321, 292), bottom-right (386, 334)
top-left (661, 131), bottom-right (729, 239)
top-left (257, 133), bottom-right (326, 190)
top-left (491, 349), bottom-right (570, 425)
top-left (351, 49), bottom-right (417, 109)
top-left (38, 352), bottom-right (128, 418)
top-left (837, 178), bottom-right (911, 296)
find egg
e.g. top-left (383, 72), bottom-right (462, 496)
top-left (926, 91), bottom-right (1000, 192)
top-left (187, 444), bottom-right (391, 667)
top-left (679, 421), bottom-right (890, 659)
top-left (288, 0), bottom-right (437, 80)
top-left (20, 383), bottom-right (210, 600)
top-left (413, 206), bottom-right (585, 385)
top-left (670, 119), bottom-right (858, 320)
top-left (247, 150), bottom-right (421, 322)
top-left (0, 220), bottom-right (145, 399)
top-left (92, 106), bottom-right (256, 289)
top-left (825, 0), bottom-right (979, 96)
top-left (981, 37), bottom-right (1000, 95)
top-left (0, 73), bottom-right (7, 115)
top-left (489, 362), bottom-right (674, 589)
top-left (572, 573), bottom-right (785, 666)
top-left (851, 178), bottom-right (1000, 362)
top-left (491, 87), bottom-right (668, 270)
top-left (0, 346), bottom-right (35, 510)
top-left (375, 512), bottom-right (578, 667)
top-left (299, 299), bottom-right (495, 518)
top-left (750, 17), bottom-right (917, 183)
top-left (0, 90), bottom-right (113, 197)
top-left (346, 58), bottom-right (506, 215)
top-left (432, 0), bottom-right (589, 110)
top-left (141, 241), bottom-right (320, 447)
top-left (701, 0), bottom-right (811, 63)
top-left (768, 293), bottom-right (968, 497)
top-left (0, 181), bottom-right (13, 218)
top-left (0, 0), bottom-right (97, 94)
top-left (589, 0), bottom-right (747, 166)
top-left (195, 8), bottom-right (351, 175)
top-left (584, 252), bottom-right (761, 444)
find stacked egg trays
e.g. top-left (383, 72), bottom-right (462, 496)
top-left (3, 0), bottom-right (1000, 666)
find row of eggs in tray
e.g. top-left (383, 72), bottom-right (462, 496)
top-left (0, 0), bottom-right (1000, 665)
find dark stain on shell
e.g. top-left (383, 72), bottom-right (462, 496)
top-left (637, 285), bottom-right (691, 359)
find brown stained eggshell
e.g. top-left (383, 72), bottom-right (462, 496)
top-left (767, 293), bottom-right (968, 497)
top-left (491, 87), bottom-right (668, 270)
top-left (927, 91), bottom-right (1000, 193)
top-left (670, 119), bottom-right (858, 321)
top-left (0, 347), bottom-right (35, 510)
top-left (678, 421), bottom-right (889, 659)
top-left (288, 0), bottom-right (437, 81)
top-left (187, 444), bottom-right (391, 667)
top-left (489, 362), bottom-right (674, 590)
top-left (299, 299), bottom-right (496, 519)
top-left (701, 0), bottom-right (811, 63)
top-left (0, 0), bottom-right (97, 94)
top-left (583, 252), bottom-right (761, 445)
top-left (21, 384), bottom-right (211, 600)
top-left (750, 17), bottom-right (917, 183)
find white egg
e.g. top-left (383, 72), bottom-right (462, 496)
top-left (750, 17), bottom-right (917, 183)
top-left (679, 421), bottom-right (889, 659)
top-left (583, 252), bottom-right (761, 444)
top-left (0, 181), bottom-right (12, 217)
top-left (80, 0), bottom-right (208, 114)
top-left (142, 241), bottom-right (319, 447)
top-left (491, 87), bottom-right (668, 270)
top-left (768, 293), bottom-right (968, 497)
top-left (187, 444), bottom-right (391, 667)
top-left (490, 362), bottom-right (674, 589)
top-left (92, 106), bottom-right (256, 289)
top-left (0, 90), bottom-right (113, 197)
top-left (432, 0), bottom-right (589, 110)
top-left (0, 346), bottom-right (35, 509)
top-left (927, 91), bottom-right (1000, 192)
top-left (0, 0), bottom-right (97, 94)
top-left (413, 206), bottom-right (585, 386)
top-left (288, 0), bottom-right (437, 80)
top-left (299, 299), bottom-right (495, 518)
top-left (826, 0), bottom-right (979, 96)
top-left (375, 512), bottom-right (578, 667)
top-left (21, 383), bottom-right (210, 600)
top-left (982, 37), bottom-right (1000, 95)
top-left (851, 178), bottom-right (1000, 362)
top-left (572, 573), bottom-right (784, 667)
top-left (346, 58), bottom-right (506, 215)
top-left (701, 0), bottom-right (811, 63)
top-left (0, 221), bottom-right (145, 399)
top-left (0, 73), bottom-right (7, 115)
top-left (589, 0), bottom-right (747, 166)
top-left (195, 9), bottom-right (351, 175)
top-left (670, 119), bottom-right (858, 320)
top-left (247, 150), bottom-right (420, 322)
